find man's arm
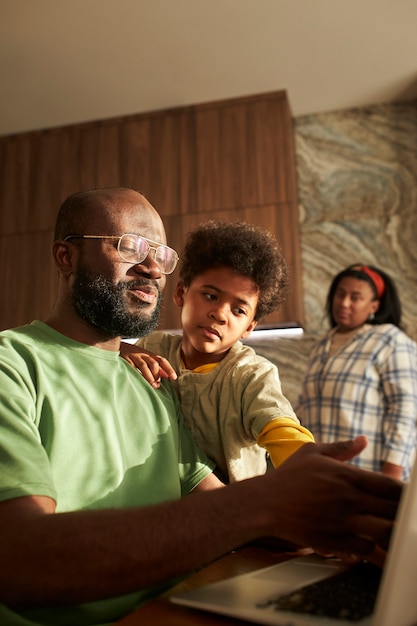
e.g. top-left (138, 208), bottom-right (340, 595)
top-left (0, 437), bottom-right (401, 611)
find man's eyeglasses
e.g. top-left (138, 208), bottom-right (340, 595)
top-left (64, 234), bottom-right (179, 275)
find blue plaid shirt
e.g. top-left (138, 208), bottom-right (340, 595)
top-left (298, 324), bottom-right (417, 480)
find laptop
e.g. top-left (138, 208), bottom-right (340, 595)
top-left (171, 461), bottom-right (417, 625)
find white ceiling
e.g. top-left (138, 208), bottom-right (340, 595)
top-left (1, 0), bottom-right (417, 137)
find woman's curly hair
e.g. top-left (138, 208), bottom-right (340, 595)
top-left (179, 220), bottom-right (288, 321)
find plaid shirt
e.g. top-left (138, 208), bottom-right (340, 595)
top-left (298, 324), bottom-right (417, 480)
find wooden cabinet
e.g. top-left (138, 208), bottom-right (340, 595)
top-left (147, 91), bottom-right (304, 329)
top-left (0, 90), bottom-right (303, 331)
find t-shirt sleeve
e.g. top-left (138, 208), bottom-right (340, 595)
top-left (240, 358), bottom-right (299, 437)
top-left (159, 382), bottom-right (215, 496)
top-left (257, 417), bottom-right (315, 467)
top-left (0, 354), bottom-right (57, 503)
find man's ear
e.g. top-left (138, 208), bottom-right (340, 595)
top-left (241, 319), bottom-right (258, 339)
top-left (173, 281), bottom-right (186, 307)
top-left (52, 240), bottom-right (76, 277)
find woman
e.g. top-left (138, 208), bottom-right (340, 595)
top-left (297, 264), bottom-right (417, 480)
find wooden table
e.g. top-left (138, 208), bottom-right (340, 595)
top-left (116, 543), bottom-right (301, 625)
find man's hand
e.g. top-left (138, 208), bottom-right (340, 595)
top-left (256, 438), bottom-right (402, 560)
top-left (120, 342), bottom-right (177, 388)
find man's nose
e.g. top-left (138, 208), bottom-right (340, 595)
top-left (133, 250), bottom-right (163, 279)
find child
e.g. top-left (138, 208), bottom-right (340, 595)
top-left (121, 220), bottom-right (314, 482)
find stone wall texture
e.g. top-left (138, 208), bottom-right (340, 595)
top-left (296, 100), bottom-right (417, 341)
top-left (253, 100), bottom-right (417, 407)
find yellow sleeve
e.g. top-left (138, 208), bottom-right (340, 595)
top-left (257, 417), bottom-right (315, 468)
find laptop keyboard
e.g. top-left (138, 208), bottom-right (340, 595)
top-left (257, 561), bottom-right (382, 621)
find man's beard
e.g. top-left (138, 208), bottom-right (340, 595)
top-left (71, 266), bottom-right (162, 338)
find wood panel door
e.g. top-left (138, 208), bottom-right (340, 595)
top-left (0, 90), bottom-right (303, 331)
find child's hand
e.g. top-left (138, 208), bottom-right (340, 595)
top-left (120, 342), bottom-right (177, 388)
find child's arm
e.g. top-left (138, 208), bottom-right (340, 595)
top-left (257, 417), bottom-right (315, 468)
top-left (120, 342), bottom-right (177, 388)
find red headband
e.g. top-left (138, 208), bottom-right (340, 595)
top-left (357, 266), bottom-right (385, 299)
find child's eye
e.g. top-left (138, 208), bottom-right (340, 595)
top-left (204, 292), bottom-right (217, 301)
top-left (233, 307), bottom-right (246, 316)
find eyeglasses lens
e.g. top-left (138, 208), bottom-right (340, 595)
top-left (118, 234), bottom-right (149, 263)
top-left (155, 245), bottom-right (177, 274)
top-left (118, 234), bottom-right (177, 274)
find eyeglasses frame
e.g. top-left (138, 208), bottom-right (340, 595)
top-left (63, 234), bottom-right (179, 275)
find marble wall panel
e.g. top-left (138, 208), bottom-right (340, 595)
top-left (253, 101), bottom-right (417, 409)
top-left (295, 101), bottom-right (417, 341)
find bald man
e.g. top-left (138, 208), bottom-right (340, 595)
top-left (0, 188), bottom-right (401, 626)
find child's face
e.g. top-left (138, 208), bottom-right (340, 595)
top-left (174, 267), bottom-right (259, 367)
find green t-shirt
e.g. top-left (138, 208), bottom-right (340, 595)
top-left (0, 321), bottom-right (214, 626)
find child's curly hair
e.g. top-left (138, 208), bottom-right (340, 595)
top-left (179, 220), bottom-right (289, 321)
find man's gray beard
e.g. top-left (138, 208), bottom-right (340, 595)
top-left (71, 267), bottom-right (162, 339)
